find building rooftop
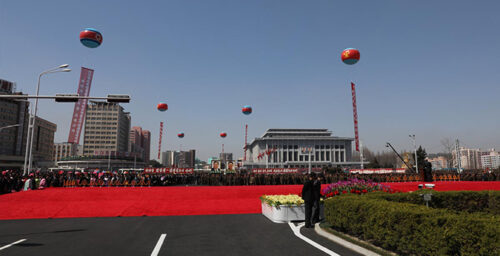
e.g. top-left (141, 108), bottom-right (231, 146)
top-left (262, 128), bottom-right (333, 138)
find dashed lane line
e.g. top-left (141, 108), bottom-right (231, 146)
top-left (288, 222), bottom-right (341, 256)
top-left (151, 234), bottom-right (166, 256)
top-left (0, 239), bottom-right (27, 251)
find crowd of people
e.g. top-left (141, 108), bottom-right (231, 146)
top-left (1, 168), bottom-right (499, 195)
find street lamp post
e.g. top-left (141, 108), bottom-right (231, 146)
top-left (409, 135), bottom-right (418, 174)
top-left (24, 64), bottom-right (71, 175)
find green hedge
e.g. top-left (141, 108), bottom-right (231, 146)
top-left (365, 190), bottom-right (500, 214)
top-left (324, 195), bottom-right (500, 255)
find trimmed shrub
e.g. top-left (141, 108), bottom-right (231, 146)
top-left (324, 195), bottom-right (500, 255)
top-left (366, 190), bottom-right (500, 214)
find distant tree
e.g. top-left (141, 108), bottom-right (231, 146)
top-left (416, 146), bottom-right (427, 171)
top-left (366, 157), bottom-right (381, 168)
top-left (440, 138), bottom-right (454, 168)
top-left (148, 160), bottom-right (162, 167)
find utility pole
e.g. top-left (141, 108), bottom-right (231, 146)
top-left (410, 135), bottom-right (418, 173)
top-left (456, 139), bottom-right (462, 173)
top-left (360, 140), bottom-right (364, 169)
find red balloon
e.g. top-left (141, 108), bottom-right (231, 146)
top-left (220, 132), bottom-right (227, 138)
top-left (341, 48), bottom-right (360, 65)
top-left (157, 102), bottom-right (168, 111)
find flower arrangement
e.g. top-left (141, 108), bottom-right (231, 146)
top-left (260, 194), bottom-right (304, 207)
top-left (322, 178), bottom-right (394, 198)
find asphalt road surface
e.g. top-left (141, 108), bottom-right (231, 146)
top-left (0, 214), bottom-right (363, 256)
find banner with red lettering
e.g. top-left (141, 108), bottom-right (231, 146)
top-left (68, 67), bottom-right (94, 144)
top-left (251, 168), bottom-right (299, 174)
top-left (351, 82), bottom-right (359, 152)
top-left (144, 168), bottom-right (194, 174)
top-left (349, 168), bottom-right (406, 174)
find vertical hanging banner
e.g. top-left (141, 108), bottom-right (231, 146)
top-left (351, 82), bottom-right (360, 152)
top-left (158, 122), bottom-right (164, 159)
top-left (68, 67), bottom-right (94, 144)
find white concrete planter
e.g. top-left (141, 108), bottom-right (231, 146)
top-left (262, 202), bottom-right (325, 223)
top-left (261, 202), bottom-right (305, 223)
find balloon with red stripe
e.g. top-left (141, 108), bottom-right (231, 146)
top-left (80, 28), bottom-right (103, 48)
top-left (177, 132), bottom-right (184, 138)
top-left (157, 102), bottom-right (168, 112)
top-left (242, 105), bottom-right (252, 115)
top-left (220, 132), bottom-right (227, 138)
top-left (341, 48), bottom-right (360, 65)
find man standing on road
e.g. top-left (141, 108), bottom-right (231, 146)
top-left (301, 172), bottom-right (316, 228)
top-left (312, 174), bottom-right (322, 224)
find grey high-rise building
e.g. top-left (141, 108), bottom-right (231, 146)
top-left (0, 79), bottom-right (30, 168)
top-left (83, 101), bottom-right (130, 156)
top-left (161, 150), bottom-right (195, 168)
top-left (32, 116), bottom-right (57, 163)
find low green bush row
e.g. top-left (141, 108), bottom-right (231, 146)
top-left (324, 195), bottom-right (500, 256)
top-left (366, 190), bottom-right (500, 214)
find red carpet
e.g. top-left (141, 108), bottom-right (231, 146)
top-left (0, 182), bottom-right (499, 220)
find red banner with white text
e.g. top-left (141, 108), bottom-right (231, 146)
top-left (251, 168), bottom-right (299, 174)
top-left (144, 168), bottom-right (194, 174)
top-left (349, 168), bottom-right (406, 174)
top-left (351, 82), bottom-right (359, 152)
top-left (68, 67), bottom-right (93, 144)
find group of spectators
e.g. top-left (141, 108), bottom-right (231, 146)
top-left (1, 168), bottom-right (499, 195)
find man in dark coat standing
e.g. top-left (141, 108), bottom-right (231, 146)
top-left (302, 172), bottom-right (316, 228)
top-left (312, 174), bottom-right (322, 224)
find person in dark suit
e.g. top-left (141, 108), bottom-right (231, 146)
top-left (312, 174), bottom-right (322, 224)
top-left (301, 172), bottom-right (316, 228)
top-left (423, 160), bottom-right (433, 182)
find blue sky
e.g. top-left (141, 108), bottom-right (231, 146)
top-left (1, 0), bottom-right (499, 161)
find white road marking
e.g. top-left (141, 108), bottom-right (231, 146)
top-left (151, 233), bottom-right (167, 256)
top-left (0, 239), bottom-right (27, 251)
top-left (288, 222), bottom-right (341, 256)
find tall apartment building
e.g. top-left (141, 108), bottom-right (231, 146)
top-left (142, 130), bottom-right (151, 161)
top-left (453, 147), bottom-right (482, 170)
top-left (53, 142), bottom-right (80, 162)
top-left (480, 149), bottom-right (500, 169)
top-left (0, 79), bottom-right (30, 168)
top-left (160, 150), bottom-right (195, 167)
top-left (32, 116), bottom-right (57, 163)
top-left (179, 149), bottom-right (196, 168)
top-left (83, 101), bottom-right (130, 156)
top-left (427, 156), bottom-right (448, 170)
top-left (129, 126), bottom-right (151, 161)
top-left (0, 80), bottom-right (29, 157)
top-left (129, 127), bottom-right (144, 158)
top-left (161, 150), bottom-right (179, 167)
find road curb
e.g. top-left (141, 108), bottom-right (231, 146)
top-left (314, 224), bottom-right (381, 256)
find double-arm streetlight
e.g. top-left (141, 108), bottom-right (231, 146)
top-left (24, 64), bottom-right (71, 175)
top-left (409, 135), bottom-right (418, 173)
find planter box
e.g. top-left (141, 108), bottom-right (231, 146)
top-left (261, 202), bottom-right (324, 223)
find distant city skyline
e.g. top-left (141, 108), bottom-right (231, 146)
top-left (1, 0), bottom-right (499, 161)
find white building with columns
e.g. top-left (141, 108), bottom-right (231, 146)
top-left (244, 129), bottom-right (356, 169)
